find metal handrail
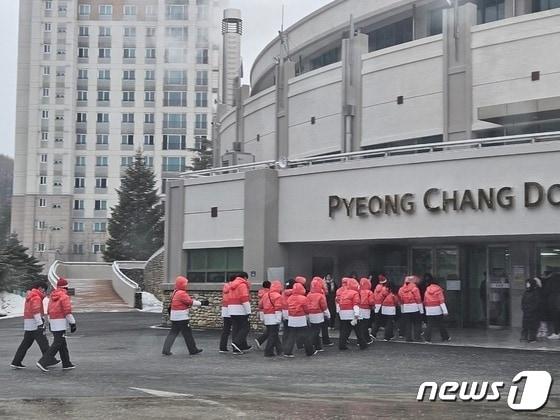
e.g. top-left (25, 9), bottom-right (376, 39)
top-left (112, 261), bottom-right (141, 290)
top-left (47, 260), bottom-right (61, 288)
top-left (180, 131), bottom-right (560, 178)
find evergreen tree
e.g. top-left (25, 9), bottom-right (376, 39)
top-left (0, 234), bottom-right (44, 292)
top-left (191, 137), bottom-right (214, 171)
top-left (103, 152), bottom-right (164, 262)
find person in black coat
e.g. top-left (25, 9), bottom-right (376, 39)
top-left (521, 277), bottom-right (543, 343)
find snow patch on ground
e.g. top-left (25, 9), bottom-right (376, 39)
top-left (0, 292), bottom-right (25, 318)
top-left (141, 292), bottom-right (163, 313)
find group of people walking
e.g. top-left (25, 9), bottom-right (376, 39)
top-left (162, 271), bottom-right (452, 358)
top-left (10, 278), bottom-right (77, 371)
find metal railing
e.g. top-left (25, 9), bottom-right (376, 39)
top-left (47, 260), bottom-right (61, 288)
top-left (112, 261), bottom-right (144, 308)
top-left (180, 131), bottom-right (560, 179)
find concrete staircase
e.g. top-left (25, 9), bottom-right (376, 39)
top-left (67, 279), bottom-right (131, 313)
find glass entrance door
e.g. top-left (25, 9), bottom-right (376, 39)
top-left (487, 246), bottom-right (511, 327)
top-left (435, 248), bottom-right (460, 327)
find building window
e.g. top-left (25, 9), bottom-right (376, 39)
top-left (74, 200), bottom-right (84, 211)
top-left (43, 44), bottom-right (51, 54)
top-left (97, 134), bottom-right (109, 145)
top-left (146, 48), bottom-right (156, 59)
top-left (43, 66), bottom-right (51, 76)
top-left (123, 48), bottom-right (136, 59)
top-left (99, 26), bottom-right (111, 37)
top-left (196, 27), bottom-right (208, 44)
top-left (97, 113), bottom-right (109, 123)
top-left (99, 5), bottom-right (113, 16)
top-left (78, 47), bottom-right (89, 58)
top-left (78, 69), bottom-right (88, 79)
top-left (144, 156), bottom-right (154, 167)
top-left (197, 6), bottom-right (209, 20)
top-left (195, 114), bottom-right (208, 130)
top-left (77, 90), bottom-right (88, 101)
top-left (195, 92), bottom-right (208, 107)
top-left (94, 200), bottom-right (107, 211)
top-left (477, 0), bottom-right (505, 24)
top-left (533, 0), bottom-right (560, 11)
top-left (42, 88), bottom-right (49, 97)
top-left (93, 244), bottom-right (106, 254)
top-left (79, 26), bottom-right (89, 37)
top-left (73, 222), bottom-right (84, 232)
top-left (44, 23), bottom-right (52, 32)
top-left (99, 48), bottom-right (111, 58)
top-left (164, 91), bottom-right (187, 107)
top-left (74, 177), bottom-right (85, 188)
top-left (73, 244), bottom-right (84, 255)
top-left (146, 5), bottom-right (157, 17)
top-left (144, 91), bottom-right (155, 102)
top-left (121, 134), bottom-right (134, 145)
top-left (145, 70), bottom-right (155, 80)
top-left (45, 1), bottom-right (53, 11)
top-left (122, 113), bottom-right (135, 123)
top-left (123, 5), bottom-right (137, 16)
top-left (96, 156), bottom-right (108, 167)
top-left (144, 134), bottom-right (155, 145)
top-left (196, 48), bottom-right (209, 64)
top-left (196, 71), bottom-right (208, 86)
top-left (37, 243), bottom-right (46, 252)
top-left (166, 5), bottom-right (186, 19)
top-left (42, 110), bottom-right (49, 119)
top-left (429, 9), bottom-right (444, 36)
top-left (39, 198), bottom-right (47, 207)
top-left (166, 26), bottom-right (188, 40)
top-left (41, 132), bottom-right (49, 142)
top-left (186, 248), bottom-right (244, 283)
top-left (78, 4), bottom-right (91, 16)
top-left (165, 48), bottom-right (187, 63)
top-left (77, 112), bottom-right (87, 122)
top-left (95, 178), bottom-right (107, 189)
top-left (122, 91), bottom-right (135, 102)
top-left (98, 91), bottom-right (110, 101)
top-left (163, 113), bottom-right (186, 128)
top-left (368, 18), bottom-right (413, 52)
top-left (93, 222), bottom-right (107, 233)
top-left (98, 69), bottom-right (110, 80)
top-left (36, 221), bottom-right (47, 230)
top-left (121, 156), bottom-right (134, 167)
top-left (165, 70), bottom-right (187, 85)
top-left (123, 70), bottom-right (136, 80)
top-left (75, 156), bottom-right (86, 166)
top-left (146, 27), bottom-right (156, 37)
top-left (162, 156), bottom-right (186, 172)
top-left (40, 154), bottom-right (48, 163)
top-left (76, 134), bottom-right (86, 145)
top-left (124, 27), bottom-right (136, 37)
top-left (144, 113), bottom-right (155, 124)
top-left (163, 135), bottom-right (186, 150)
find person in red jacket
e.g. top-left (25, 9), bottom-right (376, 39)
top-left (337, 278), bottom-right (362, 350)
top-left (371, 275), bottom-right (390, 338)
top-left (423, 278), bottom-right (450, 342)
top-left (219, 275), bottom-right (235, 353)
top-left (319, 277), bottom-right (334, 346)
top-left (283, 283), bottom-right (316, 357)
top-left (11, 281), bottom-right (59, 369)
top-left (260, 280), bottom-right (283, 357)
top-left (358, 277), bottom-right (375, 347)
top-left (307, 277), bottom-right (331, 352)
top-left (381, 283), bottom-right (400, 341)
top-left (162, 276), bottom-right (208, 356)
top-left (36, 278), bottom-right (77, 371)
top-left (398, 275), bottom-right (424, 342)
top-left (281, 279), bottom-right (294, 345)
top-left (255, 280), bottom-right (272, 349)
top-left (228, 272), bottom-right (252, 354)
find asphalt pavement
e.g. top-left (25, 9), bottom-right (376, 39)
top-left (0, 312), bottom-right (559, 419)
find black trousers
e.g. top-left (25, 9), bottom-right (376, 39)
top-left (264, 324), bottom-right (282, 356)
top-left (12, 330), bottom-right (51, 365)
top-left (327, 297), bottom-right (336, 328)
top-left (38, 331), bottom-right (71, 367)
top-left (283, 326), bottom-right (314, 356)
top-left (424, 315), bottom-right (449, 342)
top-left (256, 326), bottom-right (269, 346)
top-left (281, 319), bottom-right (289, 346)
top-left (320, 321), bottom-right (332, 344)
top-left (339, 320), bottom-right (364, 349)
top-left (403, 312), bottom-right (422, 342)
top-left (358, 319), bottom-right (370, 349)
top-left (230, 315), bottom-right (250, 350)
top-left (521, 315), bottom-right (539, 341)
top-left (371, 312), bottom-right (383, 337)
top-left (162, 320), bottom-right (198, 354)
top-left (309, 323), bottom-right (322, 351)
top-left (383, 315), bottom-right (396, 340)
top-left (219, 317), bottom-right (232, 351)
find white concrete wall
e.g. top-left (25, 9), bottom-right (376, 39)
top-left (243, 87), bottom-right (276, 160)
top-left (277, 142), bottom-right (560, 242)
top-left (183, 174), bottom-right (245, 249)
top-left (472, 9), bottom-right (560, 130)
top-left (361, 36), bottom-right (444, 146)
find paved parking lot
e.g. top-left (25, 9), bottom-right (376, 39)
top-left (0, 312), bottom-right (559, 419)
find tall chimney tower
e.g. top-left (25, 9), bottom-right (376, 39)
top-left (222, 9), bottom-right (242, 108)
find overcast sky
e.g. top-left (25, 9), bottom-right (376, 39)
top-left (0, 0), bottom-right (332, 157)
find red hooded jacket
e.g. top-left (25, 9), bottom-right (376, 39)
top-left (48, 287), bottom-right (74, 331)
top-left (287, 283), bottom-right (309, 327)
top-left (23, 288), bottom-right (45, 331)
top-left (260, 281), bottom-right (283, 325)
top-left (373, 283), bottom-right (390, 313)
top-left (228, 277), bottom-right (251, 315)
top-left (424, 284), bottom-right (448, 316)
top-left (307, 277), bottom-right (329, 324)
top-left (381, 292), bottom-right (400, 316)
top-left (337, 278), bottom-right (360, 320)
top-left (170, 276), bottom-right (200, 321)
top-left (398, 277), bottom-right (423, 314)
top-left (358, 278), bottom-right (375, 319)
